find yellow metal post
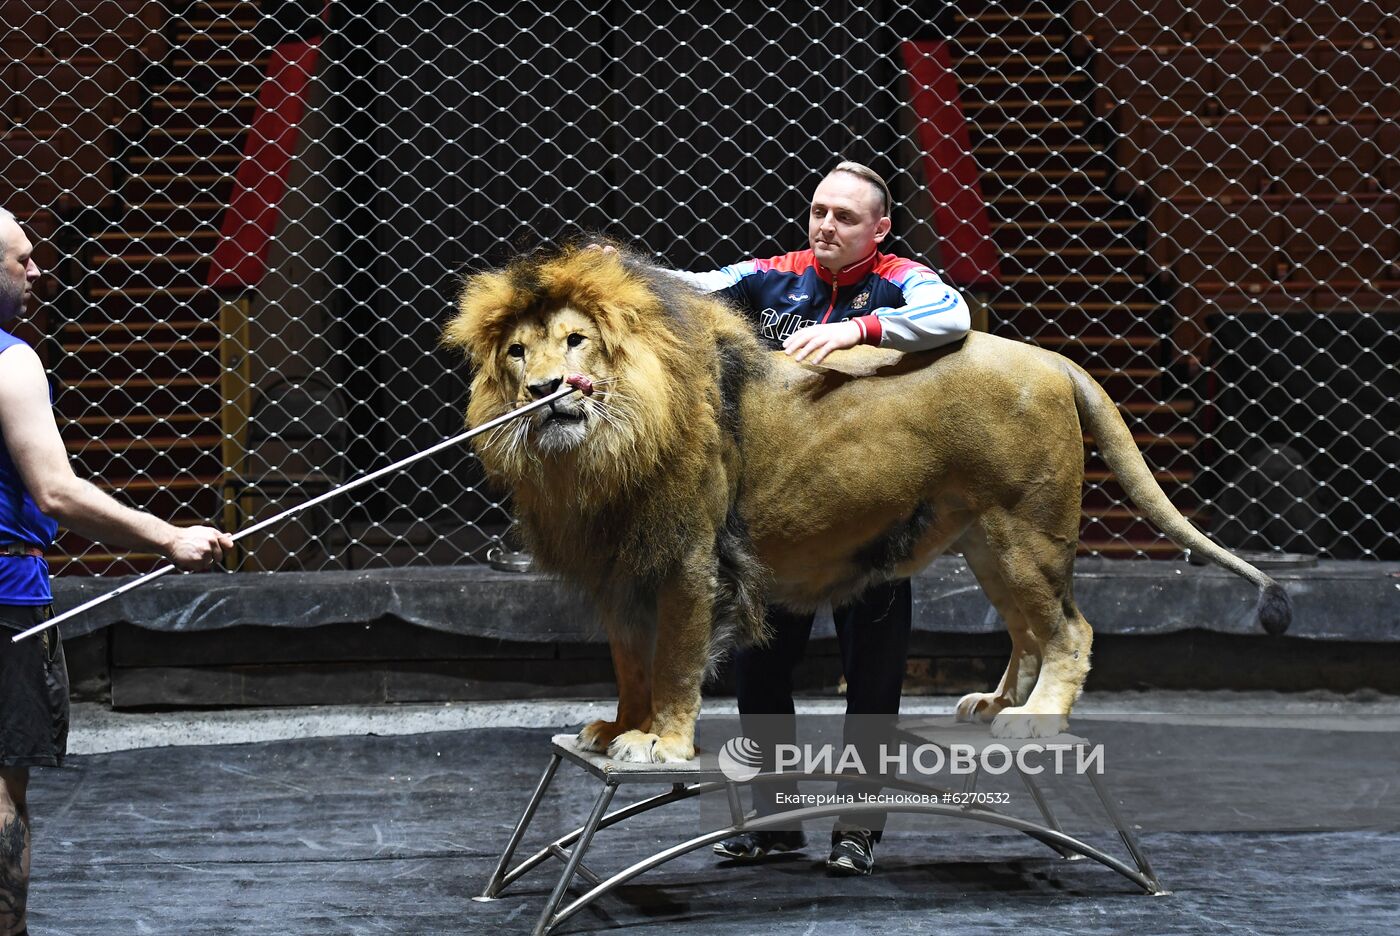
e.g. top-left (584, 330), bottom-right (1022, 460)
top-left (219, 295), bottom-right (252, 569)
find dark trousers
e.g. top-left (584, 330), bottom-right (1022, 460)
top-left (735, 578), bottom-right (912, 837)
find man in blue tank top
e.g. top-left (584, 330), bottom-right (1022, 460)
top-left (0, 208), bottom-right (233, 936)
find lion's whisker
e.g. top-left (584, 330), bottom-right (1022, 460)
top-left (480, 420), bottom-right (515, 453)
top-left (591, 400), bottom-right (638, 440)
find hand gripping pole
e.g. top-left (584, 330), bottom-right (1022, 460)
top-left (11, 379), bottom-right (591, 644)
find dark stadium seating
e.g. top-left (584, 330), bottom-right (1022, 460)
top-left (1102, 45), bottom-right (1221, 122)
top-left (12, 56), bottom-right (140, 124)
top-left (1308, 46), bottom-right (1400, 119)
top-left (1380, 122), bottom-right (1400, 192)
top-left (1213, 47), bottom-right (1315, 119)
top-left (1128, 117), bottom-right (1390, 202)
top-left (1099, 44), bottom-right (1399, 127)
top-left (1284, 0), bottom-right (1399, 50)
top-left (1266, 119), bottom-right (1386, 198)
top-left (1083, 0), bottom-right (1399, 303)
top-left (0, 2), bottom-right (163, 214)
top-left (1073, 0), bottom-right (1190, 50)
top-left (1182, 0), bottom-right (1288, 49)
top-left (1278, 197), bottom-right (1399, 286)
top-left (0, 0), bottom-right (164, 58)
top-left (1124, 120), bottom-right (1276, 201)
top-left (1076, 0), bottom-right (1396, 51)
top-left (1084, 0), bottom-right (1399, 128)
top-left (1151, 201), bottom-right (1282, 291)
top-left (3, 58), bottom-right (135, 211)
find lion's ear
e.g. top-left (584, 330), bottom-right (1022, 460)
top-left (440, 308), bottom-right (482, 359)
top-left (447, 269), bottom-right (523, 357)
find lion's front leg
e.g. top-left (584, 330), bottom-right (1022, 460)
top-left (609, 565), bottom-right (712, 764)
top-left (578, 622), bottom-right (654, 753)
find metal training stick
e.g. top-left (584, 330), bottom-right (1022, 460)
top-left (11, 383), bottom-right (584, 644)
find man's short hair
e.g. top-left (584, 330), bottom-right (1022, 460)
top-left (0, 207), bottom-right (15, 226)
top-left (828, 161), bottom-right (891, 218)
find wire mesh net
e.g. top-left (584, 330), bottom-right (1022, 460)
top-left (1, 0), bottom-right (1395, 575)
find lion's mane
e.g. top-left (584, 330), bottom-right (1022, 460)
top-left (443, 244), bottom-right (769, 656)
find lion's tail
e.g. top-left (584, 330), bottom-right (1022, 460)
top-left (1065, 362), bottom-right (1292, 636)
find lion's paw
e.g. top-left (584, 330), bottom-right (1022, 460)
top-left (577, 720), bottom-right (620, 753)
top-left (955, 691), bottom-right (1006, 723)
top-left (990, 707), bottom-right (1067, 739)
top-left (608, 730), bottom-right (694, 764)
top-left (651, 733), bottom-right (695, 763)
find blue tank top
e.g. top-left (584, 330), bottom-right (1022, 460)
top-left (0, 330), bottom-right (57, 605)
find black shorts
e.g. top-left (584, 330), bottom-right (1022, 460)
top-left (0, 604), bottom-right (69, 769)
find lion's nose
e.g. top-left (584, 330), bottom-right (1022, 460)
top-left (527, 377), bottom-right (563, 399)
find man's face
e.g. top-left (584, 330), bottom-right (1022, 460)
top-left (0, 220), bottom-right (38, 322)
top-left (807, 172), bottom-right (891, 273)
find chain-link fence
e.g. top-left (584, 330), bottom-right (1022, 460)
top-left (1, 0), bottom-right (1396, 575)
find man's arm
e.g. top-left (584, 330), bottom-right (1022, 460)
top-left (667, 265), bottom-right (753, 296)
top-left (784, 265), bottom-right (971, 364)
top-left (0, 343), bottom-right (231, 569)
top-left (587, 244), bottom-right (753, 303)
top-left (854, 268), bottom-right (971, 352)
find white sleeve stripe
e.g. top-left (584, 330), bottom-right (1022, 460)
top-left (903, 295), bottom-right (962, 321)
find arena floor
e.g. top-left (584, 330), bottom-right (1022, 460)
top-left (26, 693), bottom-right (1400, 935)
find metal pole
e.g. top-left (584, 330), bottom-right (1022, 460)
top-left (1086, 765), bottom-right (1165, 893)
top-left (480, 753), bottom-right (563, 899)
top-left (1018, 769), bottom-right (1081, 860)
top-left (11, 384), bottom-right (581, 644)
top-left (534, 781), bottom-right (616, 936)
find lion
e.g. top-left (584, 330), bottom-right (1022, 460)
top-left (442, 244), bottom-right (1291, 764)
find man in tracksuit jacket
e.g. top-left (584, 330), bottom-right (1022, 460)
top-left (674, 161), bottom-right (971, 875)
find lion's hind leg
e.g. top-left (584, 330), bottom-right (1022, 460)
top-left (577, 623), bottom-right (654, 753)
top-left (965, 514), bottom-right (1093, 739)
top-left (954, 533), bottom-right (1043, 725)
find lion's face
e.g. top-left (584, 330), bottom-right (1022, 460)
top-left (495, 305), bottom-right (612, 454)
top-left (446, 246), bottom-right (727, 494)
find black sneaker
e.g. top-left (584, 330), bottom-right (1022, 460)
top-left (712, 828), bottom-right (807, 861)
top-left (826, 829), bottom-right (876, 875)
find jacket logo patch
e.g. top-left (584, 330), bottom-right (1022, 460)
top-left (851, 290), bottom-right (871, 310)
top-left (786, 292), bottom-right (809, 303)
top-left (760, 309), bottom-right (816, 342)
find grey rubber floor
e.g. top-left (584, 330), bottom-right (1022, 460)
top-left (24, 722), bottom-right (1400, 935)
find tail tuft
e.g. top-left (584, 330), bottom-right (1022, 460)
top-left (1257, 581), bottom-right (1292, 636)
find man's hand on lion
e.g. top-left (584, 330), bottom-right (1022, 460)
top-left (783, 320), bottom-right (863, 365)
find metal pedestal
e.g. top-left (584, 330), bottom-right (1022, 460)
top-left (479, 720), bottom-right (1166, 935)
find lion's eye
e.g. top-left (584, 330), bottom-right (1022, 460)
top-left (566, 333), bottom-right (585, 348)
top-left (507, 343), bottom-right (525, 359)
